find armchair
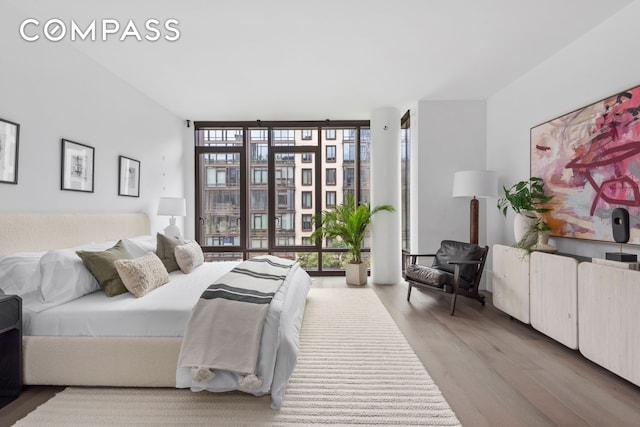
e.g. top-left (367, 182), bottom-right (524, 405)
top-left (403, 240), bottom-right (488, 315)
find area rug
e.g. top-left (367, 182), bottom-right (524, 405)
top-left (14, 288), bottom-right (461, 426)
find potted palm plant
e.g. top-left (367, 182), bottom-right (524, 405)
top-left (310, 192), bottom-right (395, 285)
top-left (497, 176), bottom-right (554, 245)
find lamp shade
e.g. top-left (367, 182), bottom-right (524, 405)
top-left (157, 197), bottom-right (186, 216)
top-left (452, 170), bottom-right (498, 198)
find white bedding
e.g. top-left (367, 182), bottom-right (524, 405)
top-left (176, 259), bottom-right (311, 409)
top-left (23, 262), bottom-right (239, 337)
top-left (22, 257), bottom-right (313, 409)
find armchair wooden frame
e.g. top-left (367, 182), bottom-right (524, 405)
top-left (404, 245), bottom-right (488, 316)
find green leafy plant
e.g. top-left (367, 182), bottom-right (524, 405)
top-left (309, 192), bottom-right (395, 264)
top-left (497, 176), bottom-right (553, 217)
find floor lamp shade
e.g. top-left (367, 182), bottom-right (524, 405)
top-left (452, 170), bottom-right (498, 245)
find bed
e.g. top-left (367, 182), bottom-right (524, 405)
top-left (0, 213), bottom-right (312, 409)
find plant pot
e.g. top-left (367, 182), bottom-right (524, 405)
top-left (538, 230), bottom-right (550, 246)
top-left (345, 262), bottom-right (367, 286)
top-left (532, 230), bottom-right (557, 253)
top-left (514, 212), bottom-right (535, 243)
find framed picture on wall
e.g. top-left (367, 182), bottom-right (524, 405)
top-left (0, 117), bottom-right (20, 184)
top-left (118, 155), bottom-right (140, 197)
top-left (531, 84), bottom-right (640, 244)
top-left (61, 139), bottom-right (94, 193)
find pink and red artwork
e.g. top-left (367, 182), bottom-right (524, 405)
top-left (531, 85), bottom-right (640, 244)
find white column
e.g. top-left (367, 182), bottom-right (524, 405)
top-left (370, 107), bottom-right (402, 284)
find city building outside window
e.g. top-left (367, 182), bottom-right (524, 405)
top-left (326, 145), bottom-right (336, 162)
top-left (343, 142), bottom-right (355, 162)
top-left (326, 191), bottom-right (336, 208)
top-left (302, 214), bottom-right (312, 231)
top-left (195, 121), bottom-right (374, 272)
top-left (326, 168), bottom-right (336, 186)
top-left (302, 168), bottom-right (312, 186)
top-left (343, 128), bottom-right (355, 142)
top-left (302, 191), bottom-right (312, 209)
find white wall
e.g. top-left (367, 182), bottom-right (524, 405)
top-left (0, 4), bottom-right (185, 236)
top-left (486, 0), bottom-right (640, 290)
top-left (413, 100), bottom-right (488, 253)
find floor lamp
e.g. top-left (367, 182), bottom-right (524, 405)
top-left (452, 170), bottom-right (498, 245)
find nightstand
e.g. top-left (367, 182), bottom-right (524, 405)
top-left (0, 292), bottom-right (22, 408)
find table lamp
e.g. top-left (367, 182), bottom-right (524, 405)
top-left (157, 197), bottom-right (186, 239)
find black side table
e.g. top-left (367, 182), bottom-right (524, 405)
top-left (0, 292), bottom-right (22, 408)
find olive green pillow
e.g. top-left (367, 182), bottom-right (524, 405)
top-left (76, 240), bottom-right (133, 297)
top-left (156, 233), bottom-right (185, 273)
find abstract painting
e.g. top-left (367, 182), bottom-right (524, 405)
top-left (531, 84), bottom-right (640, 244)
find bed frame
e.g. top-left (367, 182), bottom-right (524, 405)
top-left (1, 213), bottom-right (181, 387)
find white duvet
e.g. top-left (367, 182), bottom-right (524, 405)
top-left (23, 262), bottom-right (239, 336)
top-left (176, 261), bottom-right (311, 408)
top-left (23, 261), bottom-right (312, 408)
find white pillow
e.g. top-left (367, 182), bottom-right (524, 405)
top-left (0, 252), bottom-right (44, 296)
top-left (38, 249), bottom-right (100, 307)
top-left (123, 235), bottom-right (157, 258)
top-left (174, 241), bottom-right (205, 274)
top-left (37, 240), bottom-right (117, 310)
top-left (114, 252), bottom-right (169, 298)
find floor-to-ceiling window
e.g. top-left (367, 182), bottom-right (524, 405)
top-left (401, 111), bottom-right (411, 256)
top-left (195, 121), bottom-right (370, 274)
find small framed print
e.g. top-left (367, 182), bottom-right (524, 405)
top-left (118, 155), bottom-right (140, 197)
top-left (61, 139), bottom-right (94, 193)
top-left (0, 117), bottom-right (20, 184)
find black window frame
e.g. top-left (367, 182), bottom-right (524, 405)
top-left (194, 120), bottom-right (371, 276)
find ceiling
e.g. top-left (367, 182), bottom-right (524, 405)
top-left (7, 0), bottom-right (634, 121)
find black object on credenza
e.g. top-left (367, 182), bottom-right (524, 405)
top-left (0, 291), bottom-right (22, 408)
top-left (606, 207), bottom-right (637, 263)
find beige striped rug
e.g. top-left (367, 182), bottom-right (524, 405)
top-left (15, 288), bottom-right (461, 426)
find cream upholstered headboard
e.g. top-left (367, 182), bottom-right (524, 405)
top-left (0, 213), bottom-right (150, 257)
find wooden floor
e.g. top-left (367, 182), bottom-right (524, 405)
top-left (2, 277), bottom-right (639, 427)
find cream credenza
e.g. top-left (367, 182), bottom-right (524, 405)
top-left (492, 245), bottom-right (530, 324)
top-left (578, 263), bottom-right (640, 388)
top-left (530, 252), bottom-right (579, 349)
top-left (491, 244), bottom-right (639, 387)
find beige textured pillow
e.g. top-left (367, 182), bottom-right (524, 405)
top-left (174, 241), bottom-right (205, 274)
top-left (114, 253), bottom-right (170, 298)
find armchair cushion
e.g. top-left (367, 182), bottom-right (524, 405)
top-left (405, 264), bottom-right (471, 290)
top-left (432, 240), bottom-right (485, 283)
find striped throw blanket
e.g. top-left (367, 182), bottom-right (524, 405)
top-left (177, 255), bottom-right (297, 389)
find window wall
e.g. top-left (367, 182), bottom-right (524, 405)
top-left (401, 111), bottom-right (411, 253)
top-left (195, 121), bottom-right (371, 273)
